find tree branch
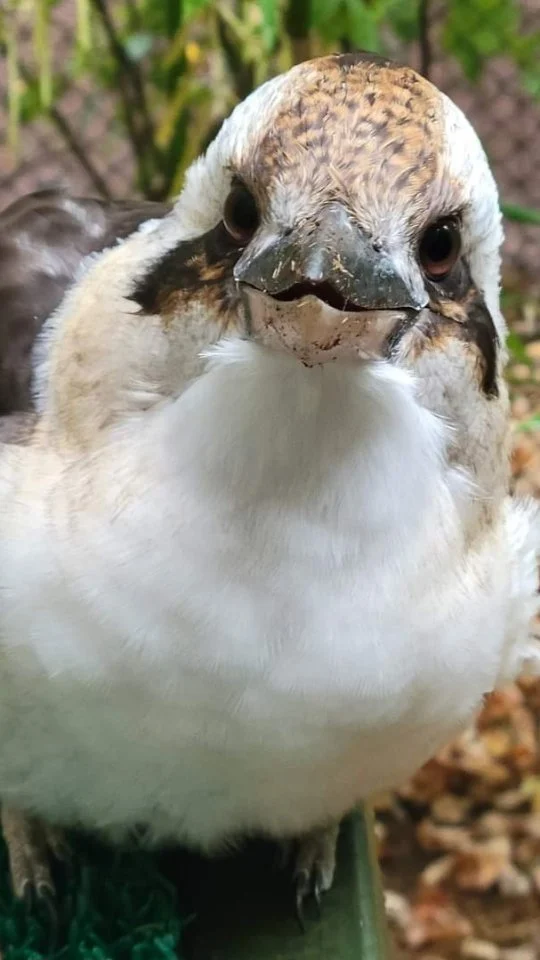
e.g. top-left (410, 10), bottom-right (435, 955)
top-left (125, 0), bottom-right (142, 32)
top-left (285, 0), bottom-right (312, 64)
top-left (16, 61), bottom-right (112, 199)
top-left (48, 105), bottom-right (113, 199)
top-left (89, 0), bottom-right (160, 195)
top-left (418, 0), bottom-right (432, 80)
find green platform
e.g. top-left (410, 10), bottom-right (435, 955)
top-left (181, 809), bottom-right (390, 960)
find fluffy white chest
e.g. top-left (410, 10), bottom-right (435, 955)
top-left (0, 343), bottom-right (534, 847)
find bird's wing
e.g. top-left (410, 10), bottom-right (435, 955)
top-left (0, 411), bottom-right (38, 445)
top-left (0, 188), bottom-right (171, 415)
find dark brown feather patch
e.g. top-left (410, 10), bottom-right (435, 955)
top-left (403, 276), bottom-right (499, 398)
top-left (131, 221), bottom-right (242, 320)
top-left (0, 189), bottom-right (170, 415)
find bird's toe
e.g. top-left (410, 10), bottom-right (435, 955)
top-left (292, 822), bottom-right (339, 930)
top-left (1, 807), bottom-right (68, 915)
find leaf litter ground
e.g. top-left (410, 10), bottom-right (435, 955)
top-left (381, 276), bottom-right (540, 960)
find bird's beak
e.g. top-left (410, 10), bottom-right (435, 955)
top-left (233, 203), bottom-right (427, 365)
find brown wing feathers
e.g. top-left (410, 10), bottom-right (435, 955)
top-left (0, 189), bottom-right (171, 417)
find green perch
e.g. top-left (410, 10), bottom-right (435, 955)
top-left (185, 804), bottom-right (390, 960)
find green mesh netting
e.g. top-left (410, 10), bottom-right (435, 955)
top-left (0, 836), bottom-right (186, 960)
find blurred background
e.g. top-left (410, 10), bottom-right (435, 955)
top-left (2, 0), bottom-right (540, 280)
top-left (1, 2), bottom-right (540, 959)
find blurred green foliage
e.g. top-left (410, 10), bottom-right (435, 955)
top-left (1, 0), bottom-right (540, 203)
top-left (444, 0), bottom-right (540, 96)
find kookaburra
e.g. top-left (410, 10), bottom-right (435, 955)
top-left (0, 53), bottom-right (538, 919)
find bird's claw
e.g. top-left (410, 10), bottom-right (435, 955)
top-left (294, 868), bottom-right (309, 932)
top-left (292, 824), bottom-right (339, 931)
top-left (33, 883), bottom-right (59, 945)
top-left (313, 865), bottom-right (323, 918)
top-left (21, 877), bottom-right (55, 907)
top-left (294, 863), bottom-right (325, 931)
top-left (1, 806), bottom-right (69, 941)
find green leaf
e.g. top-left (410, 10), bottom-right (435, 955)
top-left (384, 0), bottom-right (420, 44)
top-left (440, 0), bottom-right (540, 96)
top-left (19, 77), bottom-right (43, 123)
top-left (34, 0), bottom-right (53, 106)
top-left (346, 0), bottom-right (380, 51)
top-left (506, 331), bottom-right (531, 366)
top-left (442, 0), bottom-right (520, 81)
top-left (164, 0), bottom-right (182, 36)
top-left (511, 31), bottom-right (540, 100)
top-left (521, 69), bottom-right (540, 99)
top-left (285, 0), bottom-right (312, 40)
top-left (139, 0), bottom-right (180, 36)
top-left (517, 413), bottom-right (540, 432)
top-left (311, 0), bottom-right (381, 50)
top-left (76, 0), bottom-right (92, 52)
top-left (502, 203), bottom-right (540, 226)
top-left (311, 0), bottom-right (344, 29)
top-left (259, 0), bottom-right (280, 52)
top-left (184, 0), bottom-right (212, 18)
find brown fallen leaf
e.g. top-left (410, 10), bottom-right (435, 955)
top-left (478, 688), bottom-right (524, 727)
top-left (405, 892), bottom-right (473, 949)
top-left (460, 937), bottom-right (501, 960)
top-left (513, 835), bottom-right (539, 867)
top-left (494, 788), bottom-right (530, 812)
top-left (385, 889), bottom-right (412, 930)
top-left (511, 396), bottom-right (531, 420)
top-left (499, 949), bottom-right (538, 960)
top-left (383, 663), bottom-right (540, 959)
top-left (497, 864), bottom-right (532, 897)
top-left (517, 676), bottom-right (540, 712)
top-left (431, 794), bottom-right (472, 825)
top-left (519, 812), bottom-right (540, 838)
top-left (453, 837), bottom-right (512, 891)
top-left (421, 854), bottom-right (457, 888)
top-left (474, 811), bottom-right (512, 839)
top-left (399, 759), bottom-right (451, 804)
top-left (507, 708), bottom-right (537, 772)
top-left (481, 728), bottom-right (513, 761)
top-left (510, 435), bottom-right (540, 484)
top-left (417, 819), bottom-right (472, 853)
top-left (522, 777), bottom-right (540, 813)
top-left (437, 732), bottom-right (511, 785)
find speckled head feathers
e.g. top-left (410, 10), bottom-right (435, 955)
top-left (247, 54), bottom-right (444, 228)
top-left (177, 52), bottom-right (502, 330)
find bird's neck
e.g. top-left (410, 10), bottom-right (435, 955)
top-left (142, 339), bottom-right (470, 545)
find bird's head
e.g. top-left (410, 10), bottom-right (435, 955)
top-left (132, 51), bottom-right (502, 386)
top-left (37, 53), bottom-right (504, 455)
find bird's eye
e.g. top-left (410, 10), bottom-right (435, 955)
top-left (418, 218), bottom-right (461, 281)
top-left (223, 184), bottom-right (260, 245)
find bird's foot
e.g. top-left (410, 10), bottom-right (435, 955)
top-left (1, 807), bottom-right (70, 930)
top-left (292, 823), bottom-right (339, 931)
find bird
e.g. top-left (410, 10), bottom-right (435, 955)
top-left (0, 51), bottom-right (538, 925)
